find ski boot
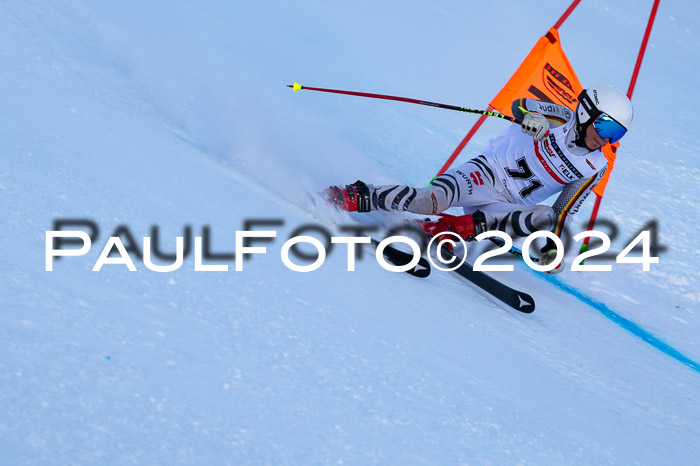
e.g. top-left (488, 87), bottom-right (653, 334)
top-left (417, 210), bottom-right (487, 242)
top-left (323, 180), bottom-right (372, 212)
top-left (538, 238), bottom-right (564, 274)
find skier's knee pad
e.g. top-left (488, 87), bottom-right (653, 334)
top-left (503, 205), bottom-right (554, 238)
top-left (408, 186), bottom-right (450, 215)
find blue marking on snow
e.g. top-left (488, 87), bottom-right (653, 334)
top-left (499, 239), bottom-right (699, 373)
top-left (542, 273), bottom-right (700, 374)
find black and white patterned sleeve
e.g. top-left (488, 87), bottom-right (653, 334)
top-left (511, 98), bottom-right (573, 126)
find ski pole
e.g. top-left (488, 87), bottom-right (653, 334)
top-left (287, 82), bottom-right (520, 124)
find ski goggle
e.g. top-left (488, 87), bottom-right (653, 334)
top-left (592, 113), bottom-right (627, 144)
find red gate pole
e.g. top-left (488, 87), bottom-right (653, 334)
top-left (582, 0), bottom-right (660, 247)
top-left (553, 0), bottom-right (582, 30)
top-left (627, 0), bottom-right (661, 101)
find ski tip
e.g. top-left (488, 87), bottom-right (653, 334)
top-left (409, 259), bottom-right (431, 278)
top-left (290, 82), bottom-right (302, 92)
top-left (517, 293), bottom-right (535, 313)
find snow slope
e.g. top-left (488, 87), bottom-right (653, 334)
top-left (1, 0), bottom-right (699, 463)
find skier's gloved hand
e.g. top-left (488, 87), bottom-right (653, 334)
top-left (521, 112), bottom-right (549, 141)
top-left (538, 249), bottom-right (564, 275)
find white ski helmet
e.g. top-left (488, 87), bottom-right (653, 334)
top-left (576, 84), bottom-right (633, 143)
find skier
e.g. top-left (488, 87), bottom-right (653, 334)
top-left (325, 84), bottom-right (633, 273)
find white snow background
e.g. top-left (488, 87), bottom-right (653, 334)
top-left (1, 0), bottom-right (699, 464)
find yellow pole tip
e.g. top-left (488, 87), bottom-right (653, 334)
top-left (292, 82), bottom-right (302, 92)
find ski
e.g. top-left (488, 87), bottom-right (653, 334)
top-left (315, 191), bottom-right (532, 312)
top-left (375, 239), bottom-right (534, 313)
top-left (371, 239), bottom-right (431, 278)
top-left (447, 254), bottom-right (535, 313)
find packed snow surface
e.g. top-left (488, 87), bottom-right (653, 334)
top-left (2, 0), bottom-right (699, 463)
